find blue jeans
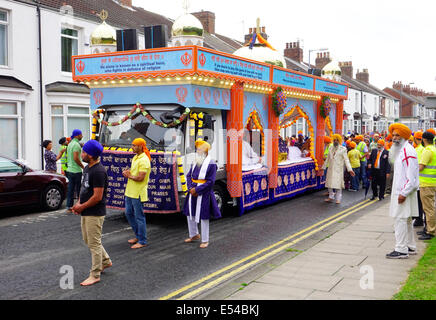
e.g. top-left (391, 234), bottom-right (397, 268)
top-left (66, 171), bottom-right (82, 208)
top-left (351, 167), bottom-right (361, 191)
top-left (125, 196), bottom-right (147, 245)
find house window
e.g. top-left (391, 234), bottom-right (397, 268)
top-left (0, 101), bottom-right (23, 159)
top-left (0, 9), bottom-right (8, 66)
top-left (51, 105), bottom-right (90, 154)
top-left (61, 28), bottom-right (78, 72)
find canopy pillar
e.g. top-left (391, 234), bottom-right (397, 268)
top-left (268, 95), bottom-right (279, 188)
top-left (335, 99), bottom-right (344, 134)
top-left (226, 81), bottom-right (244, 197)
top-left (315, 99), bottom-right (326, 168)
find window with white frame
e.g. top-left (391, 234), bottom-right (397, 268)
top-left (51, 105), bottom-right (90, 154)
top-left (0, 101), bottom-right (23, 159)
top-left (61, 27), bottom-right (78, 72)
top-left (0, 9), bottom-right (8, 66)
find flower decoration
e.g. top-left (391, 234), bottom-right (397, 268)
top-left (272, 87), bottom-right (286, 117)
top-left (92, 103), bottom-right (190, 128)
top-left (320, 96), bottom-right (332, 119)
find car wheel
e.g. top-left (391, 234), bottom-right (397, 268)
top-left (42, 184), bottom-right (63, 211)
top-left (213, 184), bottom-right (229, 215)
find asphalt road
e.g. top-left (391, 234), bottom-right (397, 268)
top-left (0, 188), bottom-right (376, 300)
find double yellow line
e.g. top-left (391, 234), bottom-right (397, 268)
top-left (159, 198), bottom-right (377, 300)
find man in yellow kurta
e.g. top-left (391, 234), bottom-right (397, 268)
top-left (322, 134), bottom-right (355, 204)
top-left (122, 138), bottom-right (151, 249)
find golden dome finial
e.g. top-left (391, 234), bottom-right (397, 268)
top-left (98, 9), bottom-right (108, 22)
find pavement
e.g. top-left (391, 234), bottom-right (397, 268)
top-left (221, 199), bottom-right (427, 300)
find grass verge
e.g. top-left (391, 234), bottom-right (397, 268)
top-left (393, 237), bottom-right (436, 300)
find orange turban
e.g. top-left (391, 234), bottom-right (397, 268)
top-left (345, 140), bottom-right (351, 146)
top-left (427, 128), bottom-right (436, 135)
top-left (389, 123), bottom-right (412, 140)
top-left (414, 131), bottom-right (423, 140)
top-left (132, 138), bottom-right (151, 161)
top-left (324, 136), bottom-right (332, 144)
top-left (377, 139), bottom-right (385, 146)
top-left (355, 135), bottom-right (364, 141)
top-left (350, 141), bottom-right (356, 149)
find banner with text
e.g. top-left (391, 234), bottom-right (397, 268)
top-left (101, 151), bottom-right (180, 214)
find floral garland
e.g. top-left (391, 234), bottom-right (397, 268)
top-left (92, 103), bottom-right (190, 128)
top-left (320, 96), bottom-right (332, 119)
top-left (272, 87), bottom-right (286, 117)
top-left (279, 106), bottom-right (318, 170)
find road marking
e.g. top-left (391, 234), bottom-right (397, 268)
top-left (102, 227), bottom-right (132, 238)
top-left (159, 198), bottom-right (374, 300)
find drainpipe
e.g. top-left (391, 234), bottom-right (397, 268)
top-left (35, 1), bottom-right (44, 169)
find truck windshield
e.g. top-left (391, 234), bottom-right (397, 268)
top-left (99, 106), bottom-right (186, 154)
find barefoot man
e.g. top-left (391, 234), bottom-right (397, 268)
top-left (72, 140), bottom-right (111, 286)
top-left (122, 138), bottom-right (152, 249)
top-left (183, 139), bottom-right (221, 248)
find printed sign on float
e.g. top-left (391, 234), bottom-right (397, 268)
top-left (272, 69), bottom-right (314, 91)
top-left (100, 151), bottom-right (180, 214)
top-left (315, 79), bottom-right (348, 97)
top-left (74, 49), bottom-right (194, 77)
top-left (197, 49), bottom-right (271, 82)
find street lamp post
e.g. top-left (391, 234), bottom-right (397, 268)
top-left (308, 48), bottom-right (328, 73)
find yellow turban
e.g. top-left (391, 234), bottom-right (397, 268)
top-left (389, 123), bottom-right (412, 140)
top-left (195, 139), bottom-right (211, 152)
top-left (332, 134), bottom-right (342, 143)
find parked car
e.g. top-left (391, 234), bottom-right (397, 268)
top-left (0, 156), bottom-right (68, 210)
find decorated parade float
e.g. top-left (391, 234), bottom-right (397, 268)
top-left (72, 13), bottom-right (348, 216)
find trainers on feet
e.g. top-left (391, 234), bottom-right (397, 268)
top-left (386, 251), bottom-right (409, 259)
top-left (408, 248), bottom-right (417, 255)
top-left (418, 233), bottom-right (434, 241)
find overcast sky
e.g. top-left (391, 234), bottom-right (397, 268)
top-left (133, 0), bottom-right (435, 93)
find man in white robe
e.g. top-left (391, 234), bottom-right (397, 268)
top-left (322, 134), bottom-right (355, 204)
top-left (386, 123), bottom-right (419, 259)
top-left (242, 130), bottom-right (262, 170)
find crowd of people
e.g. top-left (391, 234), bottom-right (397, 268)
top-left (40, 123), bottom-right (436, 286)
top-left (41, 129), bottom-right (219, 286)
top-left (321, 124), bottom-right (436, 259)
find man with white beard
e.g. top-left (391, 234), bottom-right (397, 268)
top-left (386, 123), bottom-right (419, 259)
top-left (183, 139), bottom-right (221, 248)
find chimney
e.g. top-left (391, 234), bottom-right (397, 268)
top-left (284, 41), bottom-right (303, 63)
top-left (244, 26), bottom-right (268, 44)
top-left (356, 68), bottom-right (369, 83)
top-left (315, 51), bottom-right (331, 70)
top-left (339, 61), bottom-right (353, 78)
top-left (192, 10), bottom-right (216, 34)
top-left (119, 0), bottom-right (132, 7)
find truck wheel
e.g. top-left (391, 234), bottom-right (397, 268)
top-left (42, 184), bottom-right (63, 211)
top-left (213, 184), bottom-right (229, 215)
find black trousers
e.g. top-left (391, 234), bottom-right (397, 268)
top-left (371, 169), bottom-right (386, 198)
top-left (416, 190), bottom-right (426, 225)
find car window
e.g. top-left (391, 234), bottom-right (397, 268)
top-left (0, 157), bottom-right (22, 173)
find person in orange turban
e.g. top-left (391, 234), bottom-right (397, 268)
top-left (386, 122), bottom-right (419, 259)
top-left (413, 131), bottom-right (423, 149)
top-left (123, 138), bottom-right (152, 249)
top-left (132, 138), bottom-right (151, 161)
top-left (324, 136), bottom-right (332, 144)
top-left (389, 123), bottom-right (412, 141)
